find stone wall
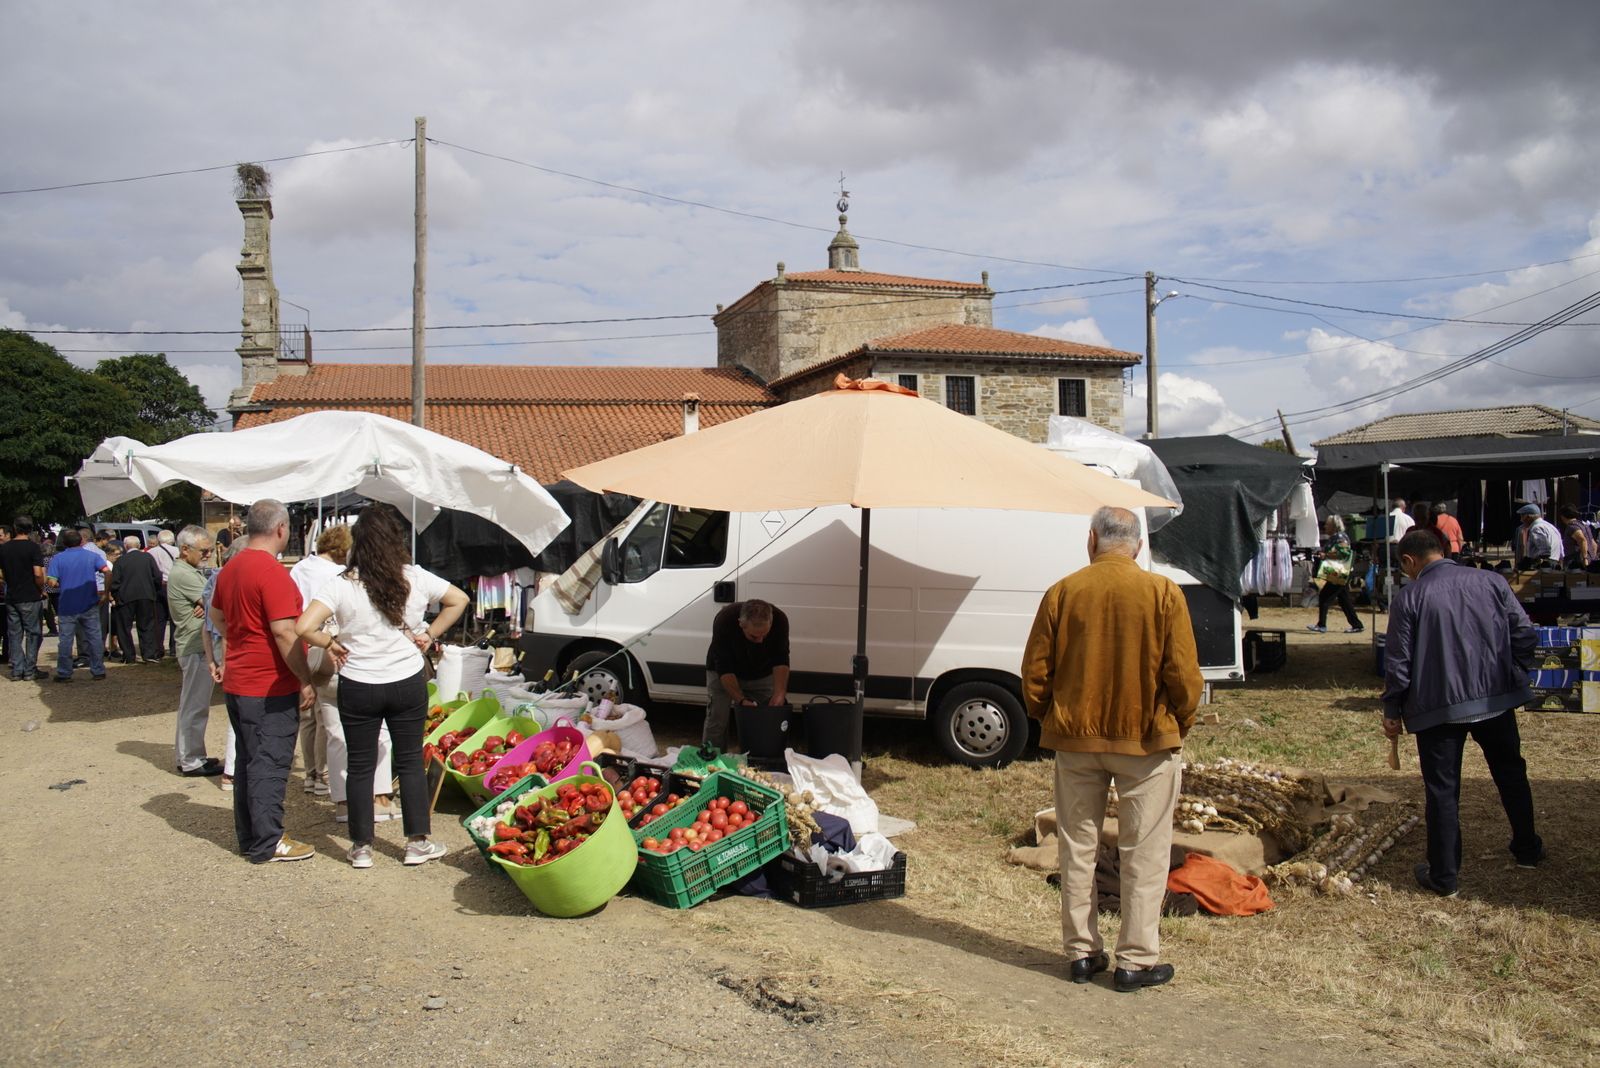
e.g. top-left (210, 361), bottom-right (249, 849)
top-left (715, 279), bottom-right (992, 384)
top-left (863, 356), bottom-right (1130, 440)
top-left (228, 198), bottom-right (282, 412)
top-left (714, 286), bottom-right (782, 382)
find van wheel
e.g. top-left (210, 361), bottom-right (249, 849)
top-left (933, 682), bottom-right (1028, 768)
top-left (565, 648), bottom-right (644, 706)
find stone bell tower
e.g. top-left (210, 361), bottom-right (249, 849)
top-left (227, 164), bottom-right (283, 414)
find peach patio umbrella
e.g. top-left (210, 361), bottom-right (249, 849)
top-left (564, 376), bottom-right (1176, 762)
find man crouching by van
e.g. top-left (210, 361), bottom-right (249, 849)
top-left (1021, 506), bottom-right (1203, 993)
top-left (703, 599), bottom-right (790, 750)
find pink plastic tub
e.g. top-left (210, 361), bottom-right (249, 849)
top-left (482, 717), bottom-right (590, 792)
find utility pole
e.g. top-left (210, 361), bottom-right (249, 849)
top-left (1276, 409), bottom-right (1297, 454)
top-left (1144, 271), bottom-right (1159, 439)
top-left (411, 116), bottom-right (427, 428)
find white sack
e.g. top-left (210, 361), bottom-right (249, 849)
top-left (783, 749), bottom-right (880, 835)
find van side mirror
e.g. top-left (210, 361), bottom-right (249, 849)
top-left (601, 537), bottom-right (621, 584)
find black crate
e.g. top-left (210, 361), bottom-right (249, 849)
top-left (1244, 629), bottom-right (1287, 675)
top-left (626, 770), bottom-right (703, 830)
top-left (773, 850), bottom-right (907, 908)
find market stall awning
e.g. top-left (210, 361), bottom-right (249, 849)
top-left (1145, 435), bottom-right (1309, 599)
top-left (1312, 434), bottom-right (1600, 496)
top-left (73, 410), bottom-right (570, 560)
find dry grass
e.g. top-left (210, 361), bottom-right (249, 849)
top-left (855, 608), bottom-right (1600, 1066)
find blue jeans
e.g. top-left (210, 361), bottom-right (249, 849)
top-left (226, 691), bottom-right (301, 862)
top-left (55, 609), bottom-right (104, 679)
top-left (6, 600), bottom-right (42, 678)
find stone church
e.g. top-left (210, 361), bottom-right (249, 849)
top-left (228, 191), bottom-right (1139, 478)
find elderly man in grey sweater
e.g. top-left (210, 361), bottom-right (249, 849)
top-left (1381, 529), bottom-right (1544, 897)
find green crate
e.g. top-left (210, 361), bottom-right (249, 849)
top-left (628, 771), bottom-right (787, 909)
top-left (461, 773), bottom-right (549, 876)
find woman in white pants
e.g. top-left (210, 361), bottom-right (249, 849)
top-left (291, 525), bottom-right (397, 823)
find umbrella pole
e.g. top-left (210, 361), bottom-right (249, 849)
top-left (850, 507), bottom-right (869, 772)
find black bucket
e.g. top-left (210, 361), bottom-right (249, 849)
top-left (803, 699), bottom-right (855, 760)
top-left (735, 702), bottom-right (800, 760)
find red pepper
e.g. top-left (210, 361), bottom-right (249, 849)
top-left (493, 823), bottom-right (522, 841)
top-left (488, 840), bottom-right (527, 856)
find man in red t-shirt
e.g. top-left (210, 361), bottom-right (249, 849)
top-left (210, 499), bottom-right (318, 863)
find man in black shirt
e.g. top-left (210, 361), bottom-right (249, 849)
top-left (703, 599), bottom-right (790, 749)
top-left (109, 536), bottom-right (164, 664)
top-left (2, 516), bottom-right (47, 680)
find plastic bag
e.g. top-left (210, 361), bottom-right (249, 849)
top-left (783, 749), bottom-right (880, 835)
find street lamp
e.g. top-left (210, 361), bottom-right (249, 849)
top-left (1144, 272), bottom-right (1179, 439)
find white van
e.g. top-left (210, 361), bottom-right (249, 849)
top-left (521, 502), bottom-right (1242, 768)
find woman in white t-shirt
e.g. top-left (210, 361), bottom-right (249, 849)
top-left (295, 503), bottom-right (469, 869)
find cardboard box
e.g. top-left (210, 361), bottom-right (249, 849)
top-left (1527, 687), bottom-right (1585, 713)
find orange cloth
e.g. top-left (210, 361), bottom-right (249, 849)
top-left (833, 373), bottom-right (917, 396)
top-left (1165, 852), bottom-right (1275, 916)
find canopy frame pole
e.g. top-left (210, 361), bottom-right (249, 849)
top-left (1380, 462), bottom-right (1392, 636)
top-left (850, 506), bottom-right (870, 772)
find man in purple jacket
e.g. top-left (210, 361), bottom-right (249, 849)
top-left (1382, 529), bottom-right (1543, 897)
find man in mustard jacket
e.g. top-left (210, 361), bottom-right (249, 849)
top-left (1022, 506), bottom-right (1203, 993)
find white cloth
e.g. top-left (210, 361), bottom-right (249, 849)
top-left (783, 749), bottom-right (880, 835)
top-left (290, 554), bottom-right (345, 608)
top-left (323, 681), bottom-right (392, 804)
top-left (73, 410), bottom-right (570, 560)
top-left (1388, 507), bottom-right (1415, 543)
top-left (311, 564), bottom-right (452, 685)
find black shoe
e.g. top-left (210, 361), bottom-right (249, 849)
top-left (1114, 964), bottom-right (1175, 992)
top-left (74, 658), bottom-right (89, 668)
top-left (1515, 844), bottom-right (1547, 870)
top-left (1069, 952), bottom-right (1109, 984)
top-left (180, 759), bottom-right (225, 778)
top-left (1414, 863), bottom-right (1458, 897)
top-left (91, 674), bottom-right (107, 681)
top-left (53, 675), bottom-right (71, 684)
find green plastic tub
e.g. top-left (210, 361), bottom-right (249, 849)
top-left (461, 773), bottom-right (549, 877)
top-left (487, 761), bottom-right (638, 917)
top-left (443, 712), bottom-right (548, 805)
top-left (424, 692), bottom-right (500, 749)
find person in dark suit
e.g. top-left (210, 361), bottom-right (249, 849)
top-left (109, 536), bottom-right (163, 663)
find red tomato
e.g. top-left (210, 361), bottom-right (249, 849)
top-left (668, 827), bottom-right (687, 842)
top-left (687, 841), bottom-right (704, 852)
top-left (641, 837), bottom-right (659, 850)
top-left (651, 804), bottom-right (668, 817)
top-left (705, 829), bottom-right (724, 843)
top-left (729, 800), bottom-right (749, 817)
top-left (710, 812), bottom-right (728, 830)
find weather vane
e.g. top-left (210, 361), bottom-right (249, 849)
top-left (836, 172), bottom-right (850, 217)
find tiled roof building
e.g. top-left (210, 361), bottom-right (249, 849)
top-left (1313, 405), bottom-right (1600, 446)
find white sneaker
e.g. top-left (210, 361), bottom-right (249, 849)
top-left (302, 774), bottom-right (318, 795)
top-left (313, 777), bottom-right (331, 797)
top-left (334, 802), bottom-right (348, 824)
top-left (348, 844), bottom-right (373, 869)
top-left (374, 797), bottom-right (402, 823)
top-left (404, 839), bottom-right (448, 866)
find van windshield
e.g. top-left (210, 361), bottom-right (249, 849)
top-left (618, 503), bottom-right (669, 582)
top-left (616, 504), bottom-right (729, 582)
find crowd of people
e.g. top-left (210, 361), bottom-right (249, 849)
top-left (7, 501), bottom-right (472, 871)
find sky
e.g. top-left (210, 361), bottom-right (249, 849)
top-left (3, 1), bottom-right (1598, 447)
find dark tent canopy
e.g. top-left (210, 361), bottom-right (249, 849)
top-left (413, 480), bottom-right (639, 583)
top-left (1145, 435), bottom-right (1308, 600)
top-left (1313, 435), bottom-right (1600, 496)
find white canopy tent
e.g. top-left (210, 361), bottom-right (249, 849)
top-left (73, 410), bottom-right (570, 559)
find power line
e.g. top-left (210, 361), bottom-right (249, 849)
top-left (0, 140), bottom-right (414, 196)
top-left (1171, 278), bottom-right (1600, 328)
top-left (427, 138), bottom-right (1139, 278)
top-left (1180, 250), bottom-right (1600, 286)
top-left (1225, 288), bottom-right (1600, 436)
top-left (18, 275), bottom-right (1140, 336)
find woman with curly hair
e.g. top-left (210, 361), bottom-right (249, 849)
top-left (296, 503), bottom-right (468, 868)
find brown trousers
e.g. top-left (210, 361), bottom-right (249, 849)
top-left (1054, 748), bottom-right (1182, 969)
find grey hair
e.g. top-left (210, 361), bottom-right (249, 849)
top-left (176, 524), bottom-right (213, 551)
top-left (122, 535), bottom-right (142, 550)
top-left (1090, 506), bottom-right (1141, 548)
top-left (1324, 514), bottom-right (1345, 534)
top-left (739, 599), bottom-right (774, 627)
top-left (157, 528), bottom-right (175, 545)
top-left (245, 499), bottom-right (289, 537)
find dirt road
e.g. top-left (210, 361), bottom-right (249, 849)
top-left (1, 642), bottom-right (1392, 1068)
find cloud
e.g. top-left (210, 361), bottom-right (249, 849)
top-left (1029, 317), bottom-right (1112, 348)
top-left (1126, 373), bottom-right (1247, 438)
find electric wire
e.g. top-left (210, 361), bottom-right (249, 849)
top-left (1179, 250), bottom-right (1600, 286)
top-left (0, 140), bottom-right (414, 196)
top-left (1170, 277), bottom-right (1600, 328)
top-left (1224, 289), bottom-right (1600, 437)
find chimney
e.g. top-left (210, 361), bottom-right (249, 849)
top-left (682, 393), bottom-right (701, 435)
top-left (227, 165), bottom-right (282, 414)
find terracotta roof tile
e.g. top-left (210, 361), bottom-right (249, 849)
top-left (767, 323), bottom-right (1140, 389)
top-left (234, 401), bottom-right (767, 485)
top-left (780, 270), bottom-right (987, 291)
top-left (1313, 405), bottom-right (1600, 446)
top-left (249, 364), bottom-right (773, 405)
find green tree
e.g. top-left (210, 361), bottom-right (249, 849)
top-left (1259, 438), bottom-right (1290, 453)
top-left (90, 352), bottom-right (216, 523)
top-left (0, 330), bottom-right (140, 523)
